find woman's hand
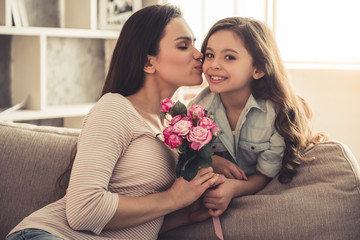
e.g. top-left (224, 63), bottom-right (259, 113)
top-left (187, 173), bottom-right (226, 222)
top-left (159, 169), bottom-right (224, 233)
top-left (167, 167), bottom-right (220, 209)
top-left (212, 155), bottom-right (248, 180)
top-left (202, 178), bottom-right (236, 216)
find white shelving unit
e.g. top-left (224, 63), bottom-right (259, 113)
top-left (0, 0), bottom-right (118, 127)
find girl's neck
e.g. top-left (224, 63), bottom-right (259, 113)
top-left (219, 90), bottom-right (251, 131)
top-left (219, 89), bottom-right (251, 112)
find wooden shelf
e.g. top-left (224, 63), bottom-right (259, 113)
top-left (0, 26), bottom-right (119, 39)
top-left (0, 103), bottom-right (94, 121)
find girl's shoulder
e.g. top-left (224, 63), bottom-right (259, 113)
top-left (188, 87), bottom-right (216, 109)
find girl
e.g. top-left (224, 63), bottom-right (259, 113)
top-left (190, 17), bottom-right (325, 216)
top-left (7, 5), bottom-right (222, 240)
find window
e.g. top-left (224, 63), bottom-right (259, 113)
top-left (167, 0), bottom-right (360, 64)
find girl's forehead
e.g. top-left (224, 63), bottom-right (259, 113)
top-left (208, 30), bottom-right (244, 47)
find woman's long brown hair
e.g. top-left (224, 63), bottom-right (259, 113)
top-left (56, 4), bottom-right (182, 196)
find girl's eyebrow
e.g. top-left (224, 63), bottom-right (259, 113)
top-left (206, 47), bottom-right (239, 54)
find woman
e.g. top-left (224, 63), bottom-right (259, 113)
top-left (7, 5), bottom-right (222, 240)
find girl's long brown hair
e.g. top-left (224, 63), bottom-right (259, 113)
top-left (201, 17), bottom-right (327, 183)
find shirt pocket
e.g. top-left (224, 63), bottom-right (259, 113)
top-left (239, 141), bottom-right (270, 153)
top-left (238, 140), bottom-right (270, 164)
top-left (211, 141), bottom-right (228, 153)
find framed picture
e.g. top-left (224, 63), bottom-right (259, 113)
top-left (98, 0), bottom-right (142, 30)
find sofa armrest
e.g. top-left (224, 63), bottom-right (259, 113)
top-left (0, 121), bottom-right (80, 239)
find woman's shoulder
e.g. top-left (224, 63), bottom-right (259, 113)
top-left (86, 93), bottom-right (137, 124)
top-left (96, 93), bottom-right (135, 112)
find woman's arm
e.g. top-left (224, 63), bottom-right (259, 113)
top-left (104, 168), bottom-right (220, 230)
top-left (203, 171), bottom-right (270, 216)
top-left (159, 174), bottom-right (226, 233)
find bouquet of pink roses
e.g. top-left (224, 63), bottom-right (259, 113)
top-left (160, 98), bottom-right (219, 181)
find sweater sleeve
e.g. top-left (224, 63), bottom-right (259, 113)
top-left (66, 93), bottom-right (134, 234)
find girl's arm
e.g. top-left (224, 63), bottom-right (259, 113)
top-left (203, 171), bottom-right (270, 216)
top-left (212, 154), bottom-right (248, 180)
top-left (104, 168), bottom-right (220, 230)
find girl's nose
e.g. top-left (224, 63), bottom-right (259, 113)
top-left (211, 59), bottom-right (221, 70)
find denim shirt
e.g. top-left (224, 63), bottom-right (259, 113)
top-left (189, 87), bottom-right (285, 178)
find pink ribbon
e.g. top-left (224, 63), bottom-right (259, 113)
top-left (212, 216), bottom-right (224, 240)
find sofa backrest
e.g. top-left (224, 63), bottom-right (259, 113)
top-left (0, 121), bottom-right (80, 239)
top-left (160, 141), bottom-right (360, 239)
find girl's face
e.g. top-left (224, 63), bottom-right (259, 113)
top-left (151, 18), bottom-right (203, 88)
top-left (203, 30), bottom-right (260, 96)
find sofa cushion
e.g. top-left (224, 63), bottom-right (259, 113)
top-left (159, 141), bottom-right (360, 240)
top-left (0, 121), bottom-right (80, 240)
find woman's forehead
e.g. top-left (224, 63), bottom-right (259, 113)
top-left (163, 18), bottom-right (195, 42)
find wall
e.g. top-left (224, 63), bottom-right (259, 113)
top-left (287, 66), bottom-right (360, 161)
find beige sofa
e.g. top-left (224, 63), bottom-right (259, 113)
top-left (1, 121), bottom-right (360, 240)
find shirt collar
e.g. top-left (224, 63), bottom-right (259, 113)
top-left (211, 93), bottom-right (267, 114)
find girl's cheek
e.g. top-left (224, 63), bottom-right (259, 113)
top-left (202, 62), bottom-right (209, 72)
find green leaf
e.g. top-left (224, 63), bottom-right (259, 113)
top-left (172, 101), bottom-right (188, 116)
top-left (182, 158), bottom-right (199, 181)
top-left (176, 155), bottom-right (187, 178)
top-left (199, 155), bottom-right (212, 168)
top-left (160, 112), bottom-right (167, 119)
top-left (199, 144), bottom-right (214, 159)
top-left (178, 139), bottom-right (189, 154)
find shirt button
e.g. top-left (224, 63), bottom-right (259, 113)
top-left (251, 146), bottom-right (255, 150)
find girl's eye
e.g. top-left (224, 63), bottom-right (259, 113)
top-left (225, 55), bottom-right (235, 60)
top-left (205, 52), bottom-right (214, 58)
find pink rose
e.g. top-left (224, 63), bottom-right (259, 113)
top-left (170, 115), bottom-right (182, 125)
top-left (172, 118), bottom-right (193, 137)
top-left (210, 124), bottom-right (219, 134)
top-left (164, 134), bottom-right (183, 148)
top-left (162, 126), bottom-right (173, 138)
top-left (161, 98), bottom-right (175, 113)
top-left (188, 104), bottom-right (205, 119)
top-left (187, 126), bottom-right (212, 150)
top-left (198, 117), bottom-right (219, 134)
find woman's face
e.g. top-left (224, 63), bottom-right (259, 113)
top-left (151, 18), bottom-right (203, 88)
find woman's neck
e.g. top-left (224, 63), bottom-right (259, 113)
top-left (127, 76), bottom-right (177, 115)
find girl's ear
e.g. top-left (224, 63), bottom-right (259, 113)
top-left (253, 68), bottom-right (265, 80)
top-left (144, 55), bottom-right (156, 74)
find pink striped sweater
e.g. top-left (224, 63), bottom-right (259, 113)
top-left (9, 93), bottom-right (177, 240)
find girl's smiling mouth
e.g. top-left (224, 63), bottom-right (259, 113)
top-left (209, 75), bottom-right (227, 82)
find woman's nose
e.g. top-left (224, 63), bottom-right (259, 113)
top-left (193, 50), bottom-right (203, 62)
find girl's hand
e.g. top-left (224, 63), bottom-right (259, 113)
top-left (167, 167), bottom-right (220, 209)
top-left (202, 178), bottom-right (236, 216)
top-left (212, 155), bottom-right (248, 180)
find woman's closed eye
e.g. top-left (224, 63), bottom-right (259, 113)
top-left (178, 42), bottom-right (189, 50)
